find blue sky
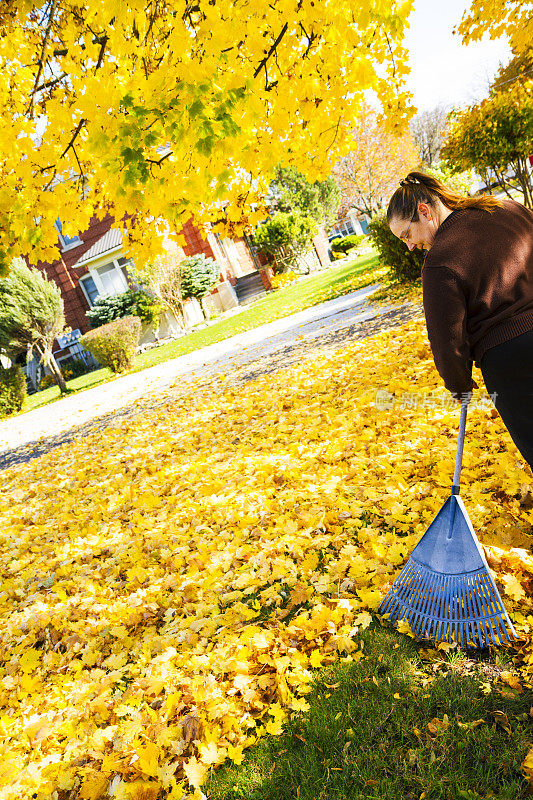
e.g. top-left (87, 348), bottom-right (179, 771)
top-left (404, 0), bottom-right (512, 111)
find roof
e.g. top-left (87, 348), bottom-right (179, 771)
top-left (73, 227), bottom-right (123, 266)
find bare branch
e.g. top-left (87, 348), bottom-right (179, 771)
top-left (147, 151), bottom-right (173, 167)
top-left (33, 72), bottom-right (68, 96)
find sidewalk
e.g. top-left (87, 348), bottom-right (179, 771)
top-left (0, 283), bottom-right (384, 454)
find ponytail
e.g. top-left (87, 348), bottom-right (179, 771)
top-left (387, 171), bottom-right (502, 224)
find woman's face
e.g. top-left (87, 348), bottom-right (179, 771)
top-left (389, 202), bottom-right (439, 251)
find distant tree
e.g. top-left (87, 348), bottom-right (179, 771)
top-left (254, 212), bottom-right (318, 272)
top-left (0, 260), bottom-right (67, 392)
top-left (442, 82), bottom-right (533, 208)
top-left (132, 250), bottom-right (186, 329)
top-left (410, 105), bottom-right (449, 166)
top-left (333, 103), bottom-right (420, 218)
top-left (270, 166), bottom-right (341, 228)
top-left (491, 48), bottom-right (533, 92)
top-left (180, 254), bottom-right (221, 319)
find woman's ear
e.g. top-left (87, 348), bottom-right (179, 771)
top-left (418, 202), bottom-right (432, 220)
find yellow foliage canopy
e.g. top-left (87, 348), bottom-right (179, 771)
top-left (1, 316), bottom-right (533, 798)
top-left (0, 0), bottom-right (414, 271)
top-left (458, 0), bottom-right (532, 56)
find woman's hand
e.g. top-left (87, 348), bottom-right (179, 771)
top-left (453, 379), bottom-right (479, 404)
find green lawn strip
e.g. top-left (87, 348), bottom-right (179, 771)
top-left (21, 253), bottom-right (383, 415)
top-left (132, 251), bottom-right (383, 372)
top-left (207, 626), bottom-right (532, 800)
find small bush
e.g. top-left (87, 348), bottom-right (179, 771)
top-left (80, 316), bottom-right (141, 373)
top-left (0, 366), bottom-right (27, 417)
top-left (62, 356), bottom-right (95, 380)
top-left (331, 234), bottom-right (365, 256)
top-left (87, 290), bottom-right (164, 329)
top-left (39, 373), bottom-right (56, 391)
top-left (367, 213), bottom-right (424, 282)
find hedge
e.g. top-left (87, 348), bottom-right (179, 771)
top-left (80, 316), bottom-right (141, 373)
top-left (367, 213), bottom-right (424, 282)
top-left (0, 365), bottom-right (26, 417)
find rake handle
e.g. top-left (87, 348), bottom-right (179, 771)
top-left (451, 399), bottom-right (469, 495)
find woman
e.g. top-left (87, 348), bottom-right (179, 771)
top-left (387, 171), bottom-right (533, 472)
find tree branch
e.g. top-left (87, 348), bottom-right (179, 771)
top-left (61, 119), bottom-right (86, 159)
top-left (28, 0), bottom-right (58, 118)
top-left (32, 71), bottom-right (68, 96)
top-left (147, 150), bottom-right (173, 175)
top-left (94, 35), bottom-right (108, 71)
top-left (254, 22), bottom-right (288, 79)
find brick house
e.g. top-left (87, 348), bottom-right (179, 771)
top-left (38, 213), bottom-right (332, 336)
top-left (25, 211), bottom-right (331, 388)
top-left (38, 213), bottom-right (271, 335)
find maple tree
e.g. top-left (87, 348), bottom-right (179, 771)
top-left (1, 312), bottom-right (533, 799)
top-left (333, 103), bottom-right (420, 218)
top-left (458, 0), bottom-right (533, 57)
top-left (441, 82), bottom-right (533, 208)
top-left (0, 0), bottom-right (413, 274)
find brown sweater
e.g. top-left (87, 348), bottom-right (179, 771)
top-left (422, 199), bottom-right (533, 396)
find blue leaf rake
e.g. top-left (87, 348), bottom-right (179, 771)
top-left (379, 401), bottom-right (516, 649)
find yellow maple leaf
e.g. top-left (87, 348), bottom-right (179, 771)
top-left (136, 740), bottom-right (160, 778)
top-left (227, 743), bottom-right (245, 765)
top-left (79, 772), bottom-right (109, 800)
top-left (309, 649), bottom-right (325, 668)
top-left (501, 573), bottom-right (526, 602)
top-left (183, 756), bottom-right (208, 789)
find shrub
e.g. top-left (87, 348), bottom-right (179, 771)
top-left (87, 289), bottom-right (164, 329)
top-left (39, 373), bottom-right (56, 391)
top-left (0, 366), bottom-right (26, 417)
top-left (367, 213), bottom-right (424, 282)
top-left (80, 316), bottom-right (141, 373)
top-left (180, 254), bottom-right (220, 302)
top-left (331, 234), bottom-right (365, 256)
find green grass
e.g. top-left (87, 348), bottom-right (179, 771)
top-left (21, 252), bottom-right (383, 415)
top-left (207, 626), bottom-right (532, 800)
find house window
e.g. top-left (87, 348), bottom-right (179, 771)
top-left (78, 259), bottom-right (129, 307)
top-left (97, 262), bottom-right (127, 296)
top-left (79, 274), bottom-right (99, 306)
top-left (55, 219), bottom-right (82, 250)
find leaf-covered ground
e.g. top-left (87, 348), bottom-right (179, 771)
top-left (1, 317), bottom-right (533, 800)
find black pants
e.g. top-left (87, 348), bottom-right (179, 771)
top-left (480, 330), bottom-right (533, 472)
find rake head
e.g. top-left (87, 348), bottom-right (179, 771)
top-left (379, 495), bottom-right (516, 649)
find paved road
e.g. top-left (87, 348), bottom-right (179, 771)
top-left (0, 283), bottom-right (422, 468)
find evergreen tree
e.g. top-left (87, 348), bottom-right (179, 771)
top-left (0, 260), bottom-right (67, 392)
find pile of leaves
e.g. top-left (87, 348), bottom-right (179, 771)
top-left (1, 317), bottom-right (533, 800)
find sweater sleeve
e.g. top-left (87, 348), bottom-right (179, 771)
top-left (422, 266), bottom-right (474, 396)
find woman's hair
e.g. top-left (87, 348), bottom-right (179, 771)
top-left (386, 171), bottom-right (502, 224)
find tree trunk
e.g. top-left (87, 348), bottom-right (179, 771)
top-left (199, 296), bottom-right (210, 320)
top-left (36, 343), bottom-right (67, 393)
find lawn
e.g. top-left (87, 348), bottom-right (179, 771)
top-left (22, 250), bottom-right (384, 414)
top-left (207, 625), bottom-right (532, 800)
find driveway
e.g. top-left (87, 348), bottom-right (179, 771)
top-left (0, 284), bottom-right (423, 469)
